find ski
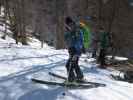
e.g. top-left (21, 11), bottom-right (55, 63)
top-left (31, 78), bottom-right (105, 89)
top-left (49, 72), bottom-right (106, 86)
top-left (110, 74), bottom-right (133, 83)
top-left (49, 72), bottom-right (66, 80)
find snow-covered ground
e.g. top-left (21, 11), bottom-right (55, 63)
top-left (0, 36), bottom-right (133, 100)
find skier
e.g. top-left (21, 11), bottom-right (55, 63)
top-left (79, 21), bottom-right (91, 51)
top-left (79, 19), bottom-right (97, 58)
top-left (64, 17), bottom-right (84, 82)
top-left (97, 27), bottom-right (110, 69)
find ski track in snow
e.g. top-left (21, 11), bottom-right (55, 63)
top-left (0, 37), bottom-right (133, 100)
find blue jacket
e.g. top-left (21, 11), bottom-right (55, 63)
top-left (64, 28), bottom-right (83, 55)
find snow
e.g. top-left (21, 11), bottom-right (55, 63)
top-left (107, 56), bottom-right (128, 61)
top-left (0, 7), bottom-right (4, 16)
top-left (0, 25), bottom-right (12, 35)
top-left (0, 34), bottom-right (133, 100)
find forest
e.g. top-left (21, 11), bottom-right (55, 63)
top-left (0, 0), bottom-right (133, 100)
top-left (0, 0), bottom-right (133, 58)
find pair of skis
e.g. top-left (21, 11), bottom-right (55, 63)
top-left (31, 72), bottom-right (106, 89)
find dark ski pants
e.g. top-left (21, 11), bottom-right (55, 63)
top-left (98, 48), bottom-right (106, 66)
top-left (66, 47), bottom-right (83, 82)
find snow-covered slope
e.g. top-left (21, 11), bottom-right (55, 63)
top-left (0, 36), bottom-right (133, 100)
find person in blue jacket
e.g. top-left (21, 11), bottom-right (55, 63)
top-left (64, 17), bottom-right (84, 82)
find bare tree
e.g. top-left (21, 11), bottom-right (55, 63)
top-left (1, 0), bottom-right (8, 39)
top-left (55, 0), bottom-right (67, 49)
top-left (20, 0), bottom-right (28, 45)
top-left (0, 0), bottom-right (2, 15)
top-left (8, 0), bottom-right (28, 45)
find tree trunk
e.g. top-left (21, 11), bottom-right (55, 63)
top-left (20, 0), bottom-right (28, 45)
top-left (1, 0), bottom-right (8, 40)
top-left (55, 0), bottom-right (66, 49)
